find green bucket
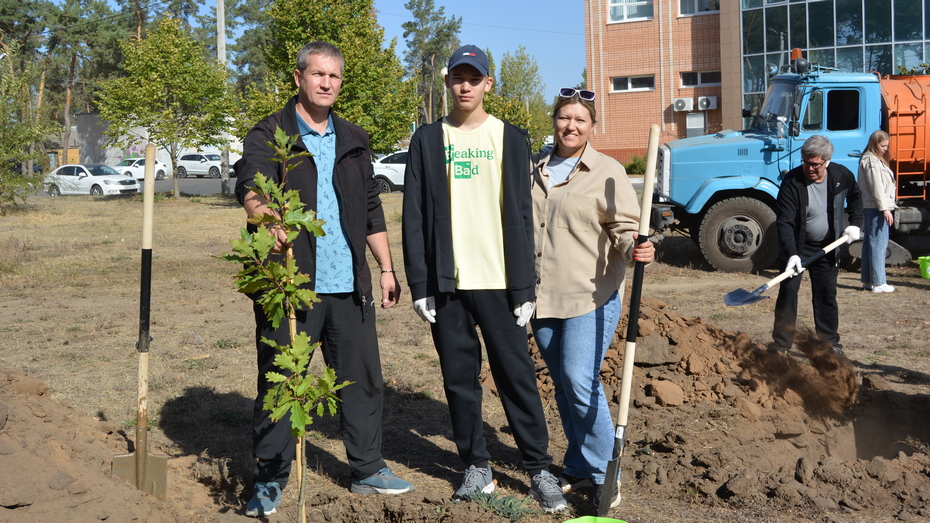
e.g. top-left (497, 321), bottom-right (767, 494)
top-left (563, 517), bottom-right (629, 523)
top-left (920, 256), bottom-right (930, 279)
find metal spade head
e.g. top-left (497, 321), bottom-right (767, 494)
top-left (724, 288), bottom-right (770, 306)
top-left (112, 448), bottom-right (168, 498)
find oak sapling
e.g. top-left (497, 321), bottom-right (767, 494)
top-left (220, 127), bottom-right (351, 522)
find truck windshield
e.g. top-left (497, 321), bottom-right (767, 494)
top-left (749, 81), bottom-right (795, 133)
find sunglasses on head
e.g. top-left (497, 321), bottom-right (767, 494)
top-left (559, 87), bottom-right (596, 101)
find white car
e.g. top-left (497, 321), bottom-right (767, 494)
top-left (45, 164), bottom-right (140, 196)
top-left (113, 158), bottom-right (168, 181)
top-left (371, 150), bottom-right (407, 193)
top-left (175, 153), bottom-right (233, 178)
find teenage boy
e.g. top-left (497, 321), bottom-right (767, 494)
top-left (401, 44), bottom-right (567, 513)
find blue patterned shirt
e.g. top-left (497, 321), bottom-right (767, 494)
top-left (296, 112), bottom-right (354, 293)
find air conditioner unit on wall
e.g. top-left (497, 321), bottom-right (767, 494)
top-left (672, 97), bottom-right (694, 112)
top-left (697, 96), bottom-right (718, 110)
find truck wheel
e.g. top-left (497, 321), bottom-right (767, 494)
top-left (698, 197), bottom-right (778, 273)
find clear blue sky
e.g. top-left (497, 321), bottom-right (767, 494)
top-left (372, 0), bottom-right (586, 102)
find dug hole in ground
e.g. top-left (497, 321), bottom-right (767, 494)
top-left (0, 194), bottom-right (929, 522)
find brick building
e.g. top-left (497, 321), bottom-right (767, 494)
top-left (585, 0), bottom-right (725, 162)
top-left (586, 0), bottom-right (930, 163)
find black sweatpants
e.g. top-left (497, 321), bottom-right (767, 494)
top-left (430, 289), bottom-right (552, 474)
top-left (772, 242), bottom-right (841, 349)
top-left (252, 292), bottom-right (386, 485)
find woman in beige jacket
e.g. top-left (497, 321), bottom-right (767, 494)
top-left (530, 87), bottom-right (654, 509)
top-left (857, 130), bottom-right (896, 293)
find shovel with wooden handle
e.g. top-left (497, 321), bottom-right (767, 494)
top-left (112, 143), bottom-right (168, 498)
top-left (723, 234), bottom-right (849, 307)
top-left (598, 124), bottom-right (660, 517)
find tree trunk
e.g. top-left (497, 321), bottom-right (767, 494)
top-left (170, 143), bottom-right (180, 199)
top-left (426, 53), bottom-right (435, 123)
top-left (61, 52), bottom-right (77, 166)
top-left (35, 56), bottom-right (49, 121)
top-left (135, 0), bottom-right (143, 40)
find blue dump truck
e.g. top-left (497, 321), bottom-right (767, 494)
top-left (652, 49), bottom-right (928, 272)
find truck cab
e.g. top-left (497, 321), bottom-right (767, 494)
top-left (653, 59), bottom-right (881, 272)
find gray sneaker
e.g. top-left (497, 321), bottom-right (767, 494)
top-left (529, 470), bottom-right (568, 513)
top-left (453, 464), bottom-right (495, 501)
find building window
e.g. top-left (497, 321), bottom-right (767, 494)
top-left (680, 0), bottom-right (718, 16)
top-left (681, 71), bottom-right (722, 87)
top-left (611, 75), bottom-right (656, 92)
top-left (609, 0), bottom-right (653, 23)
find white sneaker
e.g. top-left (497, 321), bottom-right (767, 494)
top-left (872, 284), bottom-right (895, 293)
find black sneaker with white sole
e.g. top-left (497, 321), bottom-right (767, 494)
top-left (593, 481), bottom-right (621, 510)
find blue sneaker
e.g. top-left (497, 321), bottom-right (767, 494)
top-left (245, 481), bottom-right (282, 517)
top-left (350, 467), bottom-right (416, 495)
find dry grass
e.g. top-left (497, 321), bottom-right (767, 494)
top-left (0, 192), bottom-right (437, 488)
top-left (0, 195), bottom-right (256, 454)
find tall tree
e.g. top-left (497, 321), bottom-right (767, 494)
top-left (401, 0), bottom-right (460, 125)
top-left (242, 0), bottom-right (417, 154)
top-left (226, 0), bottom-right (273, 95)
top-left (43, 0), bottom-right (128, 162)
top-left (0, 42), bottom-right (57, 214)
top-left (486, 46), bottom-right (550, 149)
top-left (97, 17), bottom-right (234, 198)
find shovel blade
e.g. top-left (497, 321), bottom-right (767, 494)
top-left (112, 452), bottom-right (168, 498)
top-left (723, 288), bottom-right (769, 307)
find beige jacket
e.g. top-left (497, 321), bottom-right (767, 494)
top-left (532, 144), bottom-right (640, 319)
top-left (857, 152), bottom-right (897, 211)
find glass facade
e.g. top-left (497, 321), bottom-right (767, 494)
top-left (740, 0), bottom-right (930, 114)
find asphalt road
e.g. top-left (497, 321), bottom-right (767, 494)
top-left (38, 175), bottom-right (637, 198)
top-left (155, 176), bottom-right (236, 196)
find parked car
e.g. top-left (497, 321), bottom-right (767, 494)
top-left (44, 164), bottom-right (140, 196)
top-left (9, 161), bottom-right (43, 175)
top-left (175, 153), bottom-right (234, 178)
top-left (113, 158), bottom-right (168, 181)
top-left (371, 150), bottom-right (407, 193)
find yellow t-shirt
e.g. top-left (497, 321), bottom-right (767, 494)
top-left (442, 115), bottom-right (507, 290)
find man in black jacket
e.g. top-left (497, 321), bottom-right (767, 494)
top-left (235, 41), bottom-right (414, 517)
top-left (770, 135), bottom-right (862, 353)
top-left (402, 45), bottom-right (567, 513)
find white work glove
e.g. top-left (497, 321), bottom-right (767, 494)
top-left (786, 255), bottom-right (804, 277)
top-left (513, 301), bottom-right (535, 327)
top-left (843, 225), bottom-right (861, 243)
top-left (413, 296), bottom-right (436, 324)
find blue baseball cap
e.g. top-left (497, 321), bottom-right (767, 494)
top-left (447, 45), bottom-right (489, 76)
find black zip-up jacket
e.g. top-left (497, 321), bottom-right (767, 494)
top-left (234, 96), bottom-right (386, 303)
top-left (775, 161), bottom-right (863, 266)
top-left (401, 117), bottom-right (536, 308)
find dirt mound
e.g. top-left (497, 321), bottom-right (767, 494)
top-left (520, 296), bottom-right (930, 520)
top-left (0, 369), bottom-right (221, 522)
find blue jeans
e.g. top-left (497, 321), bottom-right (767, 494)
top-left (531, 291), bottom-right (621, 485)
top-left (860, 208), bottom-right (889, 286)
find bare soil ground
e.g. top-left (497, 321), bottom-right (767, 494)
top-left (1, 193), bottom-right (929, 523)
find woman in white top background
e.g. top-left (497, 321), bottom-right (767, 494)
top-left (857, 130), bottom-right (897, 293)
